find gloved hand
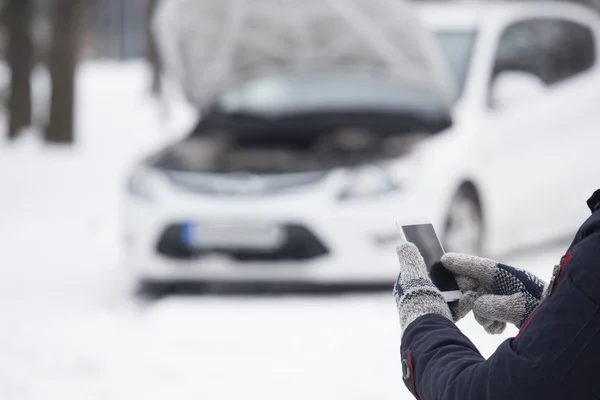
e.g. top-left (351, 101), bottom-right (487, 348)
top-left (394, 243), bottom-right (477, 330)
top-left (441, 253), bottom-right (547, 334)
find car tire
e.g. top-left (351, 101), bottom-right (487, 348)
top-left (443, 186), bottom-right (484, 255)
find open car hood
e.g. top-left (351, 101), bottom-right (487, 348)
top-left (153, 0), bottom-right (457, 108)
top-left (149, 76), bottom-right (451, 175)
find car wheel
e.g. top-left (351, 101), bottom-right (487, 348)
top-left (443, 186), bottom-right (484, 255)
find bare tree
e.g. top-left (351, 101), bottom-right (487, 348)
top-left (46, 0), bottom-right (83, 144)
top-left (147, 0), bottom-right (162, 94)
top-left (5, 0), bottom-right (33, 139)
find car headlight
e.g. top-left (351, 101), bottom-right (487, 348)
top-left (338, 165), bottom-right (401, 201)
top-left (127, 165), bottom-right (154, 201)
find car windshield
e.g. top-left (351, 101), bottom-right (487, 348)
top-left (212, 75), bottom-right (448, 117)
top-left (434, 30), bottom-right (476, 97)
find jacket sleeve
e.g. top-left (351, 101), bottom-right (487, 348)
top-left (401, 215), bottom-right (600, 400)
top-left (401, 314), bottom-right (541, 399)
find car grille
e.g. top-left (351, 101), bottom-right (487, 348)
top-left (156, 223), bottom-right (329, 262)
top-left (165, 171), bottom-right (326, 196)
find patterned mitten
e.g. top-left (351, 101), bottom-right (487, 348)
top-left (394, 243), bottom-right (454, 331)
top-left (441, 253), bottom-right (547, 332)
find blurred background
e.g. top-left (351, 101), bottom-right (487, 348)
top-left (1, 0), bottom-right (599, 398)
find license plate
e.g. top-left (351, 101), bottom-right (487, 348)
top-left (182, 222), bottom-right (285, 250)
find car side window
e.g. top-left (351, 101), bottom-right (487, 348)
top-left (493, 20), bottom-right (545, 82)
top-left (535, 19), bottom-right (595, 84)
top-left (493, 18), bottom-right (596, 85)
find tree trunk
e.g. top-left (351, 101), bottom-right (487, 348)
top-left (6, 0), bottom-right (33, 140)
top-left (147, 0), bottom-right (162, 95)
top-left (46, 0), bottom-right (83, 144)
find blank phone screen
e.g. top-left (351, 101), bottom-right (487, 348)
top-left (401, 224), bottom-right (460, 292)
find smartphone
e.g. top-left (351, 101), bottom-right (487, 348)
top-left (396, 221), bottom-right (462, 302)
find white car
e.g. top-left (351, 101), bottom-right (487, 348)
top-left (418, 1), bottom-right (600, 254)
top-left (125, 1), bottom-right (600, 289)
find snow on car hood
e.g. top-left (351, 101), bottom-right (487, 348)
top-left (153, 0), bottom-right (457, 108)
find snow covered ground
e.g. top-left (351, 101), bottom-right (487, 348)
top-left (0, 62), bottom-right (568, 400)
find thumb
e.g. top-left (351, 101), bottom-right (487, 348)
top-left (396, 242), bottom-right (428, 279)
top-left (472, 293), bottom-right (525, 327)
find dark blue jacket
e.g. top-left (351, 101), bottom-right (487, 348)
top-left (401, 189), bottom-right (600, 399)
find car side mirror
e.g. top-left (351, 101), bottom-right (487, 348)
top-left (490, 71), bottom-right (546, 111)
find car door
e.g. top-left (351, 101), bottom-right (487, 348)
top-left (476, 16), bottom-right (600, 250)
top-left (476, 19), bottom-right (557, 250)
top-left (530, 18), bottom-right (600, 233)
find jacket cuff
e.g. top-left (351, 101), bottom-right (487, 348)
top-left (400, 314), bottom-right (455, 398)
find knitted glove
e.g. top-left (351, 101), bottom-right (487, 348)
top-left (394, 243), bottom-right (475, 330)
top-left (426, 260), bottom-right (479, 323)
top-left (446, 270), bottom-right (507, 334)
top-left (441, 253), bottom-right (547, 333)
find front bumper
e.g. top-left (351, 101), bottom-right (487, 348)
top-left (123, 175), bottom-right (439, 284)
